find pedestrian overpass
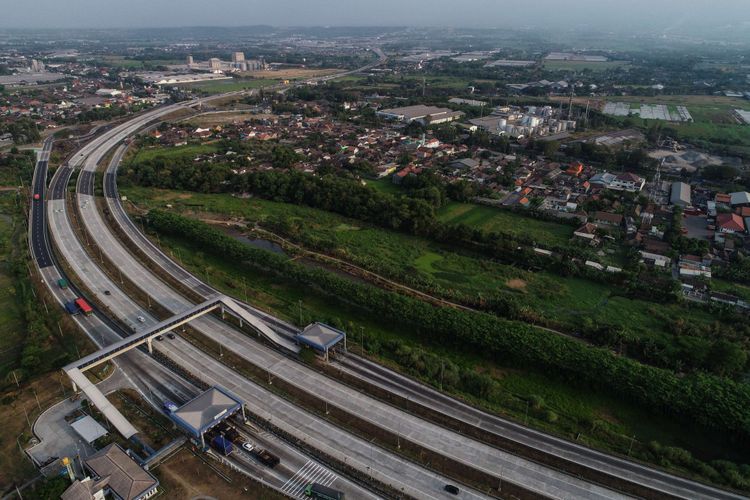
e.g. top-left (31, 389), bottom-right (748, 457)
top-left (62, 295), bottom-right (300, 438)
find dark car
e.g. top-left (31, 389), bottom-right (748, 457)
top-left (444, 484), bottom-right (459, 495)
top-left (104, 290), bottom-right (111, 295)
top-left (167, 333), bottom-right (176, 340)
top-left (156, 335), bottom-right (164, 341)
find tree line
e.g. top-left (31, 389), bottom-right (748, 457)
top-left (147, 209), bottom-right (750, 444)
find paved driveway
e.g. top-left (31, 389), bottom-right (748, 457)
top-left (26, 368), bottom-right (128, 475)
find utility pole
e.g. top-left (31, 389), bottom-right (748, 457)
top-left (32, 389), bottom-right (41, 411)
top-left (525, 400), bottom-right (530, 425)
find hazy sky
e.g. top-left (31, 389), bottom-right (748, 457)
top-left (2, 0), bottom-right (750, 30)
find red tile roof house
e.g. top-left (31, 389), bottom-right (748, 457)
top-left (717, 213), bottom-right (746, 234)
top-left (594, 211), bottom-right (623, 226)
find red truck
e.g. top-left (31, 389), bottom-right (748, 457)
top-left (74, 298), bottom-right (93, 316)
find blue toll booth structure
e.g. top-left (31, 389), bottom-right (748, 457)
top-left (296, 322), bottom-right (347, 361)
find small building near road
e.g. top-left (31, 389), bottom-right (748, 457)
top-left (670, 182), bottom-right (691, 208)
top-left (297, 322), bottom-right (347, 361)
top-left (730, 191), bottom-right (750, 207)
top-left (61, 477), bottom-right (108, 500)
top-left (84, 444), bottom-right (159, 500)
top-left (169, 386), bottom-right (245, 447)
top-left (70, 415), bottom-right (108, 445)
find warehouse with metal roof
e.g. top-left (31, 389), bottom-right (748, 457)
top-left (670, 182), bottom-right (691, 207)
top-left (169, 386), bottom-right (244, 446)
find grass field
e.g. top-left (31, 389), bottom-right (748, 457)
top-left (543, 60), bottom-right (630, 72)
top-left (610, 95), bottom-right (750, 125)
top-left (180, 78), bottom-right (279, 94)
top-left (135, 193), bottom-right (738, 467)
top-left (364, 177), bottom-right (402, 195)
top-left (240, 68), bottom-right (341, 80)
top-left (94, 56), bottom-right (183, 69)
top-left (127, 143), bottom-right (220, 164)
top-left (0, 213), bottom-right (24, 378)
top-left (123, 188), bottom-right (718, 364)
top-left (437, 202), bottom-right (575, 248)
top-left (183, 111), bottom-right (270, 127)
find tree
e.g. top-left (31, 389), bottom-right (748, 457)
top-left (707, 340), bottom-right (747, 378)
top-left (543, 140), bottom-right (560, 158)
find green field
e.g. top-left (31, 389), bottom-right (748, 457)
top-left (94, 56), bottom-right (184, 69)
top-left (0, 206), bottom-right (24, 377)
top-left (612, 95), bottom-right (750, 125)
top-left (180, 78), bottom-right (279, 94)
top-left (127, 143), bottom-right (220, 164)
top-left (123, 187), bottom-right (717, 359)
top-left (543, 60), bottom-right (630, 72)
top-left (437, 202), bottom-right (575, 248)
top-left (131, 191), bottom-right (744, 473)
top-left (364, 177), bottom-right (402, 195)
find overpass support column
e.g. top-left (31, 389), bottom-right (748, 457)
top-left (239, 319), bottom-right (243, 328)
top-left (241, 405), bottom-right (246, 421)
top-left (147, 337), bottom-right (153, 354)
top-left (221, 305), bottom-right (225, 320)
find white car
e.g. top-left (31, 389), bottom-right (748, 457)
top-left (137, 316), bottom-right (146, 323)
top-left (242, 442), bottom-right (254, 453)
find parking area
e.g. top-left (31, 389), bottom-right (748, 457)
top-left (684, 215), bottom-right (712, 240)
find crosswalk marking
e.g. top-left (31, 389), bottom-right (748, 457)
top-left (280, 460), bottom-right (337, 498)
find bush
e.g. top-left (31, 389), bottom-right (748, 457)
top-left (147, 210), bottom-right (750, 443)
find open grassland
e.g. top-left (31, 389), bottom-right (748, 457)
top-left (0, 210), bottom-right (24, 377)
top-left (94, 56), bottom-right (183, 68)
top-left (543, 60), bottom-right (630, 72)
top-left (139, 200), bottom-right (737, 467)
top-left (127, 143), bottom-right (220, 164)
top-left (180, 78), bottom-right (280, 94)
top-left (437, 202), bottom-right (575, 248)
top-left (123, 187), bottom-right (719, 373)
top-left (610, 95), bottom-right (750, 124)
top-left (240, 68), bottom-right (341, 80)
top-left (183, 111), bottom-right (273, 127)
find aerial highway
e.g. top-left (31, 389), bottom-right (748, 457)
top-left (41, 61), bottom-right (746, 499)
top-left (71, 110), bottom-right (634, 499)
top-left (31, 140), bottom-right (387, 500)
top-left (46, 108), bottom-right (500, 499)
top-left (100, 123), bottom-right (748, 500)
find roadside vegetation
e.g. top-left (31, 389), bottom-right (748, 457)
top-left (120, 166), bottom-right (750, 380)
top-left (0, 170), bottom-right (97, 494)
top-left (140, 208), bottom-right (750, 491)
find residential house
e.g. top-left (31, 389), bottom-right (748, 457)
top-left (573, 223), bottom-right (599, 245)
top-left (717, 213), bottom-right (746, 234)
top-left (594, 211), bottom-right (623, 227)
top-left (610, 172), bottom-right (646, 192)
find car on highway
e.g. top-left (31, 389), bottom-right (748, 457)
top-left (444, 484), bottom-right (459, 495)
top-left (137, 316), bottom-right (145, 323)
top-left (156, 335), bottom-right (164, 341)
top-left (167, 333), bottom-right (176, 340)
top-left (104, 290), bottom-right (111, 295)
top-left (33, 193), bottom-right (40, 200)
top-left (241, 442), bottom-right (254, 453)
